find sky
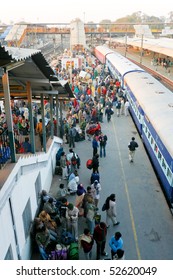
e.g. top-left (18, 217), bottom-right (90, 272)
top-left (0, 0), bottom-right (173, 24)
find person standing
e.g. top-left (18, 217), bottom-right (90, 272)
top-left (92, 135), bottom-right (99, 157)
top-left (98, 132), bottom-right (108, 158)
top-left (82, 186), bottom-right (95, 218)
top-left (66, 203), bottom-right (79, 241)
top-left (105, 194), bottom-right (120, 228)
top-left (79, 228), bottom-right (94, 260)
top-left (115, 99), bottom-right (121, 117)
top-left (93, 222), bottom-right (108, 259)
top-left (124, 100), bottom-right (129, 116)
top-left (69, 125), bottom-right (77, 148)
top-left (128, 137), bottom-right (138, 163)
top-left (36, 118), bottom-right (43, 148)
top-left (85, 196), bottom-right (98, 235)
top-left (91, 180), bottom-right (101, 207)
top-left (75, 183), bottom-right (86, 216)
top-left (60, 151), bottom-right (68, 179)
top-left (105, 105), bottom-right (113, 122)
top-left (109, 232), bottom-right (123, 259)
top-left (92, 153), bottom-right (99, 173)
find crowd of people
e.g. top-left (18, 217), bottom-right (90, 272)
top-left (30, 52), bottom-right (131, 260)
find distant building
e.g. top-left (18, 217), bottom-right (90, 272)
top-left (70, 18), bottom-right (86, 52)
top-left (134, 25), bottom-right (154, 39)
top-left (161, 26), bottom-right (173, 37)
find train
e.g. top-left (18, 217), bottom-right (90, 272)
top-left (94, 45), bottom-right (173, 211)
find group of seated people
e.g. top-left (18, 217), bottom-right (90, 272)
top-left (32, 189), bottom-right (70, 260)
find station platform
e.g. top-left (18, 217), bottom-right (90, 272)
top-left (48, 107), bottom-right (173, 260)
top-left (114, 45), bottom-right (173, 83)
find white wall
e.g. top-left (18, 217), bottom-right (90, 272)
top-left (0, 136), bottom-right (62, 260)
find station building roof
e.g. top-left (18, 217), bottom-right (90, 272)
top-left (0, 45), bottom-right (74, 100)
top-left (113, 37), bottom-right (173, 58)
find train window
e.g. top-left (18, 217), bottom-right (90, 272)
top-left (154, 144), bottom-right (158, 153)
top-left (167, 168), bottom-right (172, 180)
top-left (158, 151), bottom-right (162, 160)
top-left (151, 137), bottom-right (154, 145)
top-left (148, 131), bottom-right (151, 139)
top-left (162, 159), bottom-right (166, 170)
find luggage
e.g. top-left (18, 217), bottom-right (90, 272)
top-left (68, 242), bottom-right (79, 260)
top-left (86, 159), bottom-right (93, 169)
top-left (86, 123), bottom-right (101, 135)
top-left (61, 230), bottom-right (75, 246)
top-left (71, 155), bottom-right (77, 166)
top-left (55, 166), bottom-right (62, 175)
top-left (49, 244), bottom-right (68, 260)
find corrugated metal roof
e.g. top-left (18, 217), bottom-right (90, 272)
top-left (0, 44), bottom-right (40, 66)
top-left (0, 45), bottom-right (74, 98)
top-left (6, 46), bottom-right (41, 61)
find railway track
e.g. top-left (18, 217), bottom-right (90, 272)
top-left (126, 57), bottom-right (173, 92)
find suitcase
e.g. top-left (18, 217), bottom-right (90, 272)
top-left (55, 166), bottom-right (62, 175)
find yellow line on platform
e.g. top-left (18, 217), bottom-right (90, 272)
top-left (112, 117), bottom-right (141, 260)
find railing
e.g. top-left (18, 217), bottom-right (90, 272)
top-left (0, 120), bottom-right (52, 169)
top-left (0, 129), bottom-right (11, 169)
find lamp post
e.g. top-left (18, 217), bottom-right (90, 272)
top-left (109, 30), bottom-right (111, 48)
top-left (140, 33), bottom-right (144, 64)
top-left (125, 29), bottom-right (128, 57)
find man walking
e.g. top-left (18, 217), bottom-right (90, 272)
top-left (128, 137), bottom-right (138, 163)
top-left (98, 132), bottom-right (107, 158)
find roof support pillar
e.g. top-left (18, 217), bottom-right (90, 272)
top-left (40, 95), bottom-right (46, 152)
top-left (59, 100), bottom-right (63, 139)
top-left (49, 94), bottom-right (54, 139)
top-left (26, 81), bottom-right (35, 153)
top-left (2, 71), bottom-right (16, 162)
top-left (55, 95), bottom-right (60, 137)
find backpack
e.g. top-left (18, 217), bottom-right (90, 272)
top-left (49, 244), bottom-right (68, 260)
top-left (71, 154), bottom-right (77, 166)
top-left (102, 203), bottom-right (107, 211)
top-left (61, 230), bottom-right (75, 245)
top-left (102, 199), bottom-right (109, 211)
top-left (68, 242), bottom-right (79, 260)
top-left (86, 159), bottom-right (93, 169)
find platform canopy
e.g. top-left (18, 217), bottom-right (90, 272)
top-left (112, 37), bottom-right (173, 58)
top-left (0, 45), bottom-right (74, 100)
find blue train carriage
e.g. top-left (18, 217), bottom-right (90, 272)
top-left (125, 71), bottom-right (173, 209)
top-left (123, 71), bottom-right (155, 135)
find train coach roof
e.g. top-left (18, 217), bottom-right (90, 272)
top-left (95, 45), bottom-right (114, 56)
top-left (107, 52), bottom-right (144, 77)
top-left (125, 71), bottom-right (173, 156)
